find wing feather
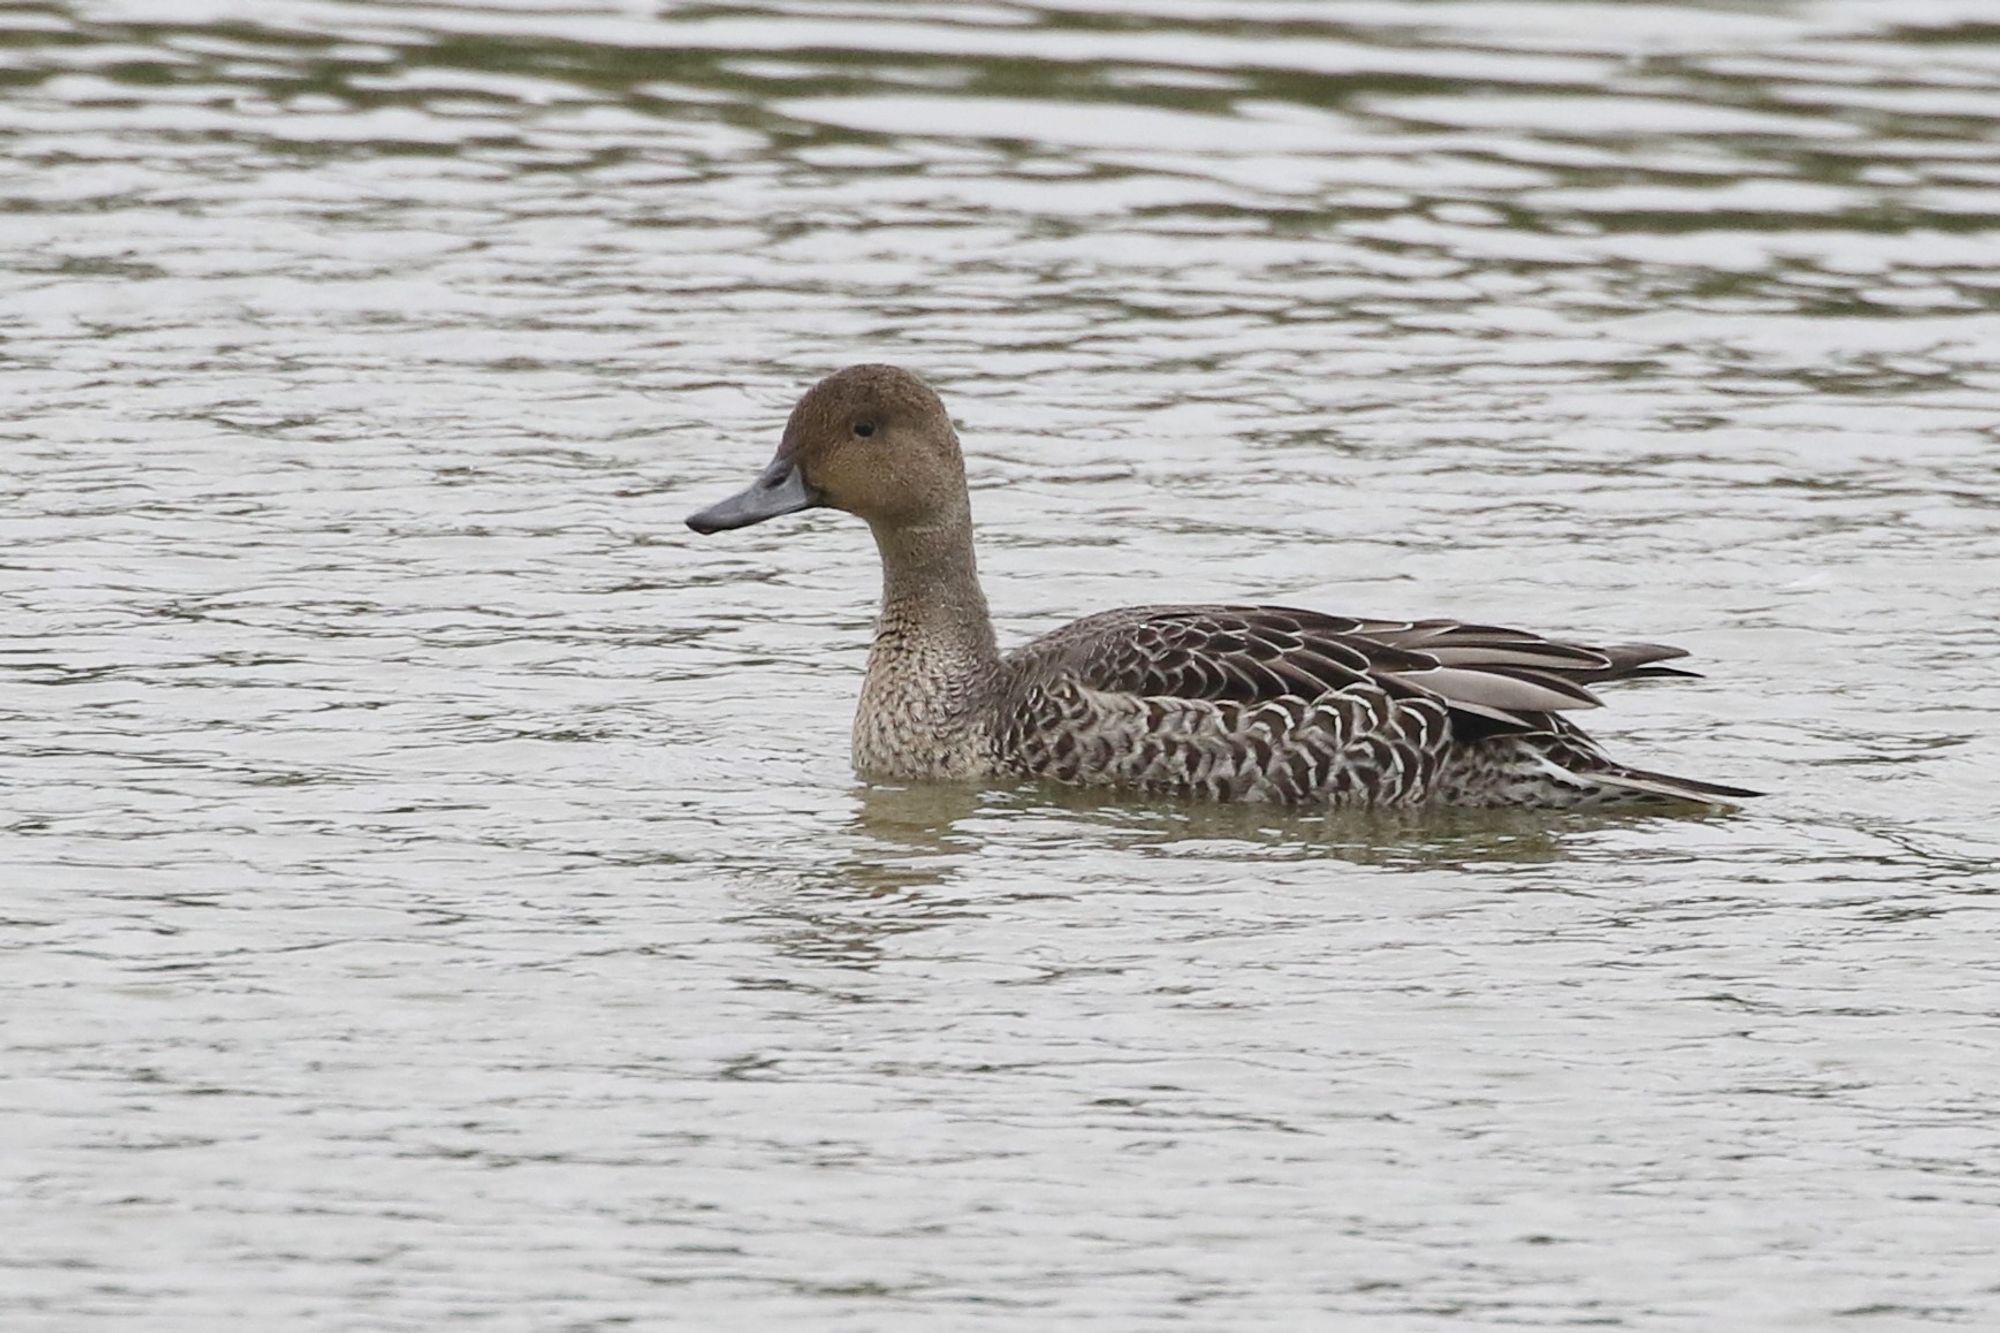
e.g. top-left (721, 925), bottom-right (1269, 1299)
top-left (1004, 603), bottom-right (1697, 733)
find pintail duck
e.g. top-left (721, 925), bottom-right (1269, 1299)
top-left (688, 365), bottom-right (1757, 809)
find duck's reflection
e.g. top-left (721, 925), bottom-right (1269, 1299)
top-left (735, 783), bottom-right (988, 975)
top-left (854, 777), bottom-right (1694, 872)
top-left (848, 775), bottom-right (1741, 871)
top-left (843, 781), bottom-right (986, 880)
top-left (748, 776), bottom-right (1739, 976)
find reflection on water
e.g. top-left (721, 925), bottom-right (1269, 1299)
top-left (851, 777), bottom-right (1745, 874)
top-left (5, 1), bottom-right (2000, 1329)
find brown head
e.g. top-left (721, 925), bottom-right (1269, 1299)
top-left (686, 365), bottom-right (968, 536)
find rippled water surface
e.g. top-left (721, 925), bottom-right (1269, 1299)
top-left (6, 0), bottom-right (2000, 1327)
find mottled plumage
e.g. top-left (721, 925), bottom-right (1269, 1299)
top-left (688, 365), bottom-right (1758, 810)
top-left (993, 605), bottom-right (1750, 807)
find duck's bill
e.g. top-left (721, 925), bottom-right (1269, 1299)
top-left (686, 459), bottom-right (819, 534)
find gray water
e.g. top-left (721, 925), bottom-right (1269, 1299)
top-left (5, 1), bottom-right (1999, 1328)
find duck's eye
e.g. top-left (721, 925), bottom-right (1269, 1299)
top-left (853, 421), bottom-right (876, 439)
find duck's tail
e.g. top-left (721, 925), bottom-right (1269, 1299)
top-left (1435, 731), bottom-right (1762, 809)
top-left (1581, 763), bottom-right (1763, 807)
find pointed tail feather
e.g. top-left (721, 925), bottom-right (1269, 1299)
top-left (1599, 641), bottom-right (1685, 663)
top-left (1614, 665), bottom-right (1704, 681)
top-left (1589, 765), bottom-right (1763, 807)
top-left (1583, 642), bottom-right (1702, 683)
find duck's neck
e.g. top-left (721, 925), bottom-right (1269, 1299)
top-left (853, 512), bottom-right (1002, 778)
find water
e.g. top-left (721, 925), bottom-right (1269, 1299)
top-left (5, 0), bottom-right (1999, 1327)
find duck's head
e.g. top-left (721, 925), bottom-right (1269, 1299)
top-left (686, 364), bottom-right (966, 536)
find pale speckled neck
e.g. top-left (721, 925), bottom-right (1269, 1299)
top-left (851, 509), bottom-right (1004, 778)
top-left (871, 515), bottom-right (997, 658)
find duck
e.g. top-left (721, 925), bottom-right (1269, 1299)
top-left (686, 365), bottom-right (1757, 809)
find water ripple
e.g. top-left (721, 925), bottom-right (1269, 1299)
top-left (5, 1), bottom-right (1999, 1329)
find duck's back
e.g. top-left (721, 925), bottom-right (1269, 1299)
top-left (992, 604), bottom-right (1755, 808)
